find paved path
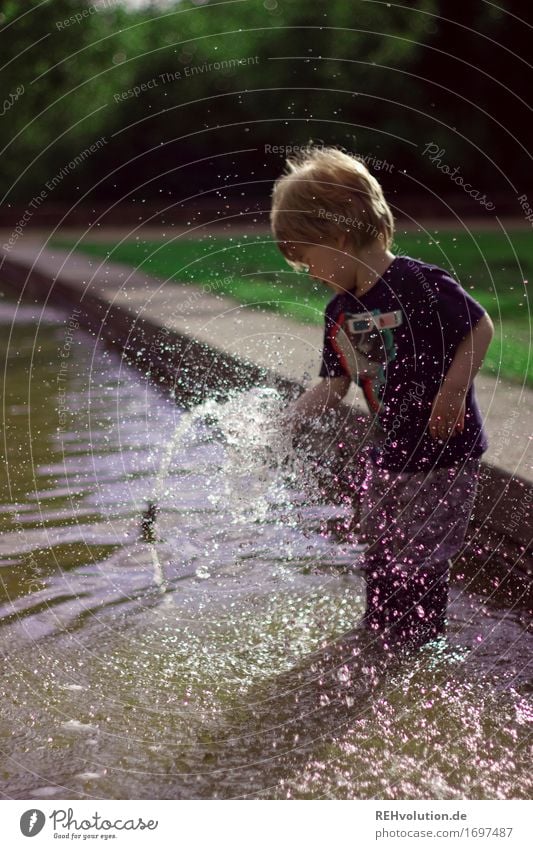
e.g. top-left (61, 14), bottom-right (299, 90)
top-left (2, 218), bottom-right (532, 245)
top-left (1, 238), bottom-right (531, 485)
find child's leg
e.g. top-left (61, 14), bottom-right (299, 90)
top-left (363, 560), bottom-right (450, 647)
top-left (360, 459), bottom-right (480, 648)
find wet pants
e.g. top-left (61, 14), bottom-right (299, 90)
top-left (359, 458), bottom-right (480, 648)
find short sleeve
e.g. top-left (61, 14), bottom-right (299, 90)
top-left (318, 298), bottom-right (350, 378)
top-left (434, 270), bottom-right (486, 346)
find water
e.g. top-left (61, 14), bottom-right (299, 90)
top-left (0, 295), bottom-right (531, 800)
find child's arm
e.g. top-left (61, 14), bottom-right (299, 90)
top-left (429, 312), bottom-right (494, 440)
top-left (289, 375), bottom-right (351, 429)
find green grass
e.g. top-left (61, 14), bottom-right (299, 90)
top-left (52, 231), bottom-right (532, 385)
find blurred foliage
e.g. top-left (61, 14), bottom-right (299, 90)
top-left (0, 0), bottom-right (530, 204)
top-left (0, 0), bottom-right (140, 199)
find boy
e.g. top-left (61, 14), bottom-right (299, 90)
top-left (270, 147), bottom-right (494, 650)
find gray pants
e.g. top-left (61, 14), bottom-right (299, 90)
top-left (359, 457), bottom-right (480, 647)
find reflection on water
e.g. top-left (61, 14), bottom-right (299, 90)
top-left (0, 294), bottom-right (531, 800)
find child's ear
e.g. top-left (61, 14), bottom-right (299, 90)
top-left (337, 231), bottom-right (350, 252)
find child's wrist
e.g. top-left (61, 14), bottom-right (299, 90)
top-left (440, 375), bottom-right (470, 396)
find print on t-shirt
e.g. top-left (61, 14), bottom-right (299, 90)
top-left (332, 308), bottom-right (403, 411)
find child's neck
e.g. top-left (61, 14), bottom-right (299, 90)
top-left (350, 247), bottom-right (396, 297)
top-left (322, 243), bottom-right (396, 297)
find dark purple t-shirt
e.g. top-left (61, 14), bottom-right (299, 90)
top-left (319, 255), bottom-right (489, 472)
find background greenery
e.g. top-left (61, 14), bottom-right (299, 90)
top-left (5, 1), bottom-right (530, 385)
top-left (1, 0), bottom-right (530, 206)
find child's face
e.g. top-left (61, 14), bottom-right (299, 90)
top-left (287, 238), bottom-right (355, 293)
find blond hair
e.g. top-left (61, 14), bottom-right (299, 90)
top-left (270, 146), bottom-right (394, 261)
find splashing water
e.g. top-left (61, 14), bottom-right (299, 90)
top-left (148, 388), bottom-right (297, 584)
top-left (148, 386), bottom-right (349, 586)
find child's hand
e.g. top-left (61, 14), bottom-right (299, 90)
top-left (429, 386), bottom-right (466, 440)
